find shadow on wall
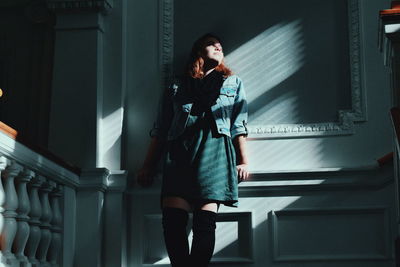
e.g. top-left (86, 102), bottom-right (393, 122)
top-left (174, 0), bottom-right (352, 126)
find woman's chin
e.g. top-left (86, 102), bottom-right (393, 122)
top-left (205, 58), bottom-right (220, 68)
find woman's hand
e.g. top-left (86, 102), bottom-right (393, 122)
top-left (137, 166), bottom-right (156, 187)
top-left (236, 163), bottom-right (249, 183)
top-left (233, 135), bottom-right (249, 183)
top-left (136, 137), bottom-right (166, 187)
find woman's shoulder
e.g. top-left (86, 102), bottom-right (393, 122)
top-left (223, 74), bottom-right (242, 86)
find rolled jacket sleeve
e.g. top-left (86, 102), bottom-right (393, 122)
top-left (230, 78), bottom-right (248, 139)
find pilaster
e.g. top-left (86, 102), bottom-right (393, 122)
top-left (47, 0), bottom-right (112, 169)
top-left (74, 168), bottom-right (109, 267)
top-left (103, 170), bottom-right (128, 266)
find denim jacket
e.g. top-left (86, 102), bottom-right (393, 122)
top-left (150, 74), bottom-right (248, 140)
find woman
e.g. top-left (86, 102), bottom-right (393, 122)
top-left (137, 33), bottom-right (249, 267)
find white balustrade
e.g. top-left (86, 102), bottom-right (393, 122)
top-left (1, 160), bottom-right (21, 266)
top-left (13, 167), bottom-right (34, 265)
top-left (25, 175), bottom-right (44, 266)
top-left (0, 125), bottom-right (125, 266)
top-left (47, 184), bottom-right (63, 266)
top-left (37, 180), bottom-right (53, 266)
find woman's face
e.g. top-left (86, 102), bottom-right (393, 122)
top-left (201, 38), bottom-right (224, 65)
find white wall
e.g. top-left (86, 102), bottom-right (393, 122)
top-left (124, 1), bottom-right (397, 266)
top-left (124, 0), bottom-right (161, 179)
top-left (125, 0), bottom-right (393, 176)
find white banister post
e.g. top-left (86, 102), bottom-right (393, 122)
top-left (1, 160), bottom-right (21, 266)
top-left (36, 179), bottom-right (54, 266)
top-left (61, 185), bottom-right (75, 267)
top-left (13, 167), bottom-right (34, 265)
top-left (75, 168), bottom-right (109, 267)
top-left (25, 175), bottom-right (44, 266)
top-left (0, 156), bottom-right (7, 264)
top-left (47, 184), bottom-right (63, 267)
top-left (103, 170), bottom-right (128, 266)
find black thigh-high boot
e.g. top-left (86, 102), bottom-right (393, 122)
top-left (190, 209), bottom-right (217, 267)
top-left (162, 207), bottom-right (190, 267)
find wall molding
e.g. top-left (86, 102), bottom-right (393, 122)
top-left (160, 0), bottom-right (366, 139)
top-left (46, 0), bottom-right (113, 14)
top-left (127, 162), bottom-right (394, 197)
top-left (248, 0), bottom-right (365, 139)
top-left (238, 162), bottom-right (393, 197)
top-left (212, 212), bottom-right (253, 264)
top-left (159, 0), bottom-right (174, 88)
top-left (269, 207), bottom-right (391, 262)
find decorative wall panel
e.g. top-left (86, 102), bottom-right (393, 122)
top-left (160, 0), bottom-right (365, 139)
top-left (269, 207), bottom-right (390, 261)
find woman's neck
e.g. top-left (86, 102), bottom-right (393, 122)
top-left (203, 59), bottom-right (219, 77)
top-left (204, 68), bottom-right (215, 77)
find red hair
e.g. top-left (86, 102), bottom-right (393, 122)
top-left (186, 33), bottom-right (233, 79)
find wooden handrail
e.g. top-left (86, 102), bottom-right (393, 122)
top-left (380, 1), bottom-right (400, 17)
top-left (0, 121), bottom-right (81, 175)
top-left (0, 121), bottom-right (17, 139)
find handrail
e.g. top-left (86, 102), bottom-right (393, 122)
top-left (380, 1), bottom-right (400, 18)
top-left (0, 121), bottom-right (81, 175)
top-left (0, 121), bottom-right (17, 138)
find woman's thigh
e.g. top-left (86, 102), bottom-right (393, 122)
top-left (162, 196), bottom-right (192, 212)
top-left (196, 202), bottom-right (219, 213)
top-left (162, 197), bottom-right (220, 213)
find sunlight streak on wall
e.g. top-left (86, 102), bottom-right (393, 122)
top-left (251, 91), bottom-right (298, 124)
top-left (153, 257), bottom-right (170, 264)
top-left (98, 107), bottom-right (124, 167)
top-left (225, 20), bottom-right (305, 124)
top-left (248, 138), bottom-right (325, 172)
top-left (215, 197), bottom-right (302, 255)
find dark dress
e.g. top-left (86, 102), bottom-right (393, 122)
top-left (161, 71), bottom-right (239, 207)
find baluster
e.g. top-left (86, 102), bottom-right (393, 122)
top-left (25, 175), bottom-right (44, 266)
top-left (0, 156), bottom-right (7, 264)
top-left (13, 167), bottom-right (34, 265)
top-left (1, 160), bottom-right (21, 266)
top-left (36, 179), bottom-right (53, 266)
top-left (47, 184), bottom-right (62, 266)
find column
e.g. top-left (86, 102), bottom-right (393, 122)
top-left (46, 0), bottom-right (115, 169)
top-left (61, 185), bottom-right (75, 267)
top-left (36, 180), bottom-right (54, 266)
top-left (74, 168), bottom-right (109, 267)
top-left (25, 175), bottom-right (44, 266)
top-left (13, 167), bottom-right (34, 265)
top-left (1, 160), bottom-right (21, 266)
top-left (103, 170), bottom-right (128, 266)
top-left (47, 184), bottom-right (63, 266)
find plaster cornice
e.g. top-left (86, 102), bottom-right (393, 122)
top-left (46, 0), bottom-right (113, 14)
